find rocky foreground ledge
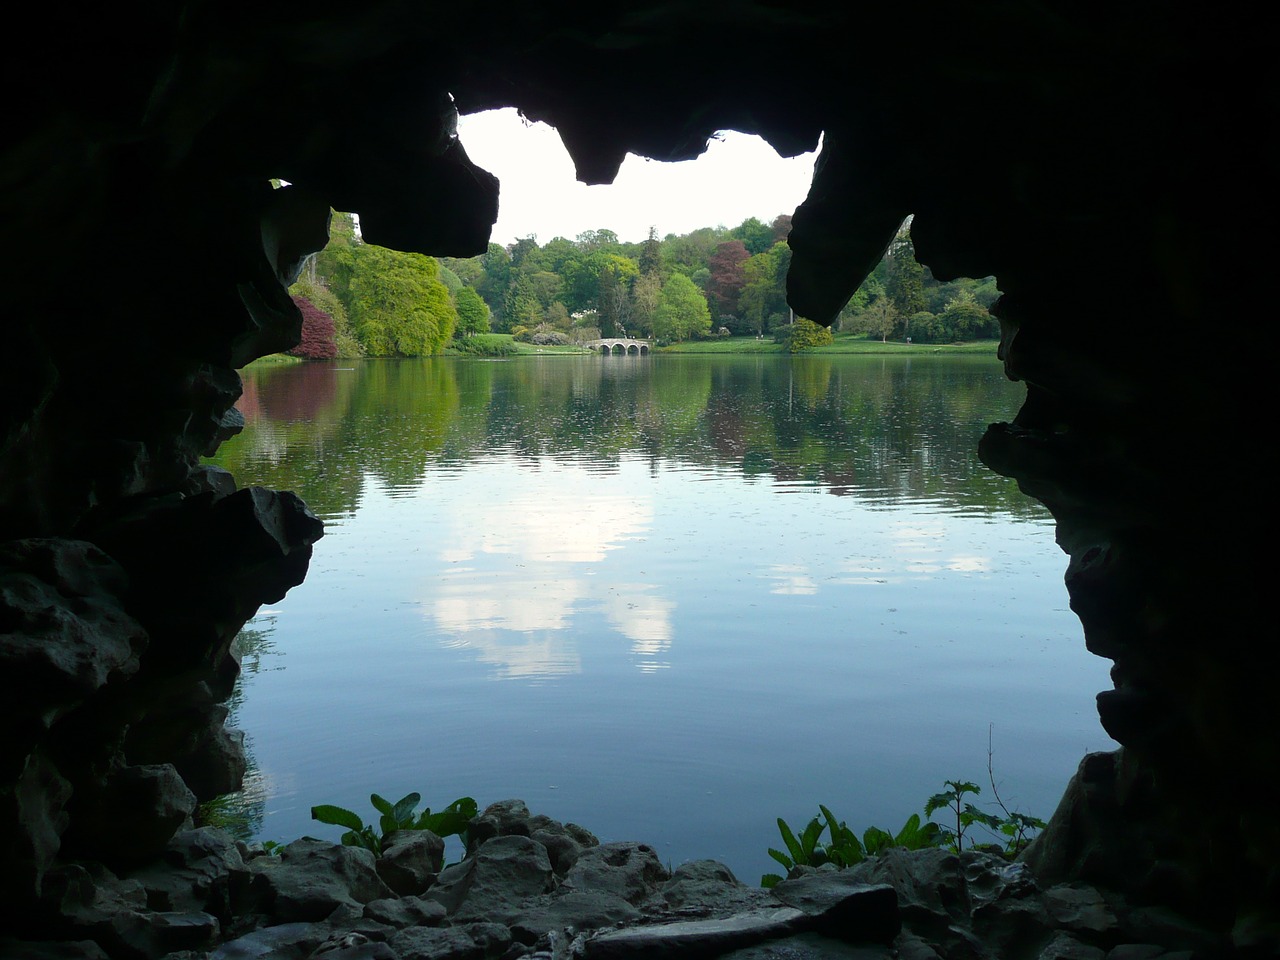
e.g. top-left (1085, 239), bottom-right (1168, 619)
top-left (3, 799), bottom-right (1223, 960)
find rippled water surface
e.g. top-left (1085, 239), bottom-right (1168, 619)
top-left (209, 354), bottom-right (1115, 880)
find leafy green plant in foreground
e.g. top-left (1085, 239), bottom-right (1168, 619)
top-left (761, 805), bottom-right (945, 888)
top-left (925, 780), bottom-right (1001, 853)
top-left (763, 743), bottom-right (1048, 887)
top-left (311, 793), bottom-right (478, 858)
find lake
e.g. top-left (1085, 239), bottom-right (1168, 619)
top-left (208, 353), bottom-right (1116, 882)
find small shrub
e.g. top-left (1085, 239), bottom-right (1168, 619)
top-left (455, 334), bottom-right (518, 356)
top-left (312, 793), bottom-right (478, 858)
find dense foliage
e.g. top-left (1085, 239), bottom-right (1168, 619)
top-left (290, 203), bottom-right (997, 358)
top-left (288, 295), bottom-right (339, 359)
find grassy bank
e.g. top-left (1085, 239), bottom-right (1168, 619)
top-left (659, 335), bottom-right (1000, 355)
top-left (269, 335), bottom-right (1002, 363)
top-left (243, 353), bottom-right (304, 367)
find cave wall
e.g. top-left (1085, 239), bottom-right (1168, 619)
top-left (1, 1), bottom-right (1272, 947)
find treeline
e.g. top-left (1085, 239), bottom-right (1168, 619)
top-left (287, 204), bottom-right (1000, 359)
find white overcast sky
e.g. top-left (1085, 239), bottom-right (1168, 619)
top-left (455, 108), bottom-right (819, 247)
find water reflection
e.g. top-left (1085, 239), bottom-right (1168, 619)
top-left (214, 356), bottom-right (1043, 521)
top-left (207, 355), bottom-right (1113, 880)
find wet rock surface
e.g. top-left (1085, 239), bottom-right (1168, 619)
top-left (0, 800), bottom-right (1230, 959)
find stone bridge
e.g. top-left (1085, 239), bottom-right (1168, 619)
top-left (586, 337), bottom-right (651, 355)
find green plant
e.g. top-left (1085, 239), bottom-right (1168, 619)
top-left (311, 793), bottom-right (478, 858)
top-left (862, 812), bottom-right (945, 855)
top-left (763, 813), bottom-right (828, 886)
top-left (761, 804), bottom-right (946, 887)
top-left (925, 780), bottom-right (1001, 852)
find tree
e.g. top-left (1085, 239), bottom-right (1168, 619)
top-left (740, 242), bottom-right (791, 336)
top-left (545, 301), bottom-right (571, 330)
top-left (509, 235), bottom-right (539, 269)
top-left (706, 240), bottom-right (750, 320)
top-left (784, 317), bottom-right (834, 352)
top-left (885, 228), bottom-right (926, 323)
top-left (502, 273), bottom-right (542, 333)
top-left (638, 226), bottom-right (662, 277)
top-left (454, 286), bottom-right (491, 337)
top-left (478, 242), bottom-right (511, 322)
top-left (864, 299), bottom-right (898, 342)
top-left (288, 295), bottom-right (338, 359)
top-left (290, 274), bottom-right (361, 357)
top-left (732, 216), bottom-right (775, 255)
top-left (596, 255), bottom-right (638, 335)
top-left (348, 245), bottom-right (458, 355)
top-left (770, 213), bottom-right (793, 244)
top-left (938, 289), bottom-right (996, 341)
top-left (575, 228), bottom-right (620, 252)
top-left (631, 272), bottom-right (662, 336)
top-left (653, 272), bottom-right (711, 342)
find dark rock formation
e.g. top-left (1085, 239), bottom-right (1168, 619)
top-left (1, 2), bottom-right (1273, 955)
top-left (0, 800), bottom-right (1226, 959)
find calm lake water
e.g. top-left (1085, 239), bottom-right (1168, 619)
top-left (208, 354), bottom-right (1115, 882)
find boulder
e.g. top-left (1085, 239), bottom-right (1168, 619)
top-left (770, 874), bottom-right (900, 944)
top-left (564, 842), bottom-right (669, 906)
top-left (424, 834), bottom-right (554, 923)
top-left (376, 830), bottom-right (444, 896)
top-left (247, 839), bottom-right (391, 923)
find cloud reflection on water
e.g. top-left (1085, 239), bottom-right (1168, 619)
top-left (423, 460), bottom-right (674, 678)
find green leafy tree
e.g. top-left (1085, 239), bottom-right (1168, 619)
top-left (478, 243), bottom-right (512, 321)
top-left (596, 255), bottom-right (639, 336)
top-left (785, 317), bottom-right (834, 352)
top-left (885, 229), bottom-right (926, 326)
top-left (509, 235), bottom-right (539, 269)
top-left (662, 226), bottom-right (724, 280)
top-left (348, 245), bottom-right (458, 356)
top-left (575, 228), bottom-right (620, 252)
top-left (631, 272), bottom-right (662, 336)
top-left (502, 273), bottom-right (542, 333)
top-left (939, 289), bottom-right (996, 341)
top-left (741, 244), bottom-right (791, 336)
top-left (653, 272), bottom-right (711, 342)
top-left (454, 285), bottom-right (490, 337)
top-left (638, 226), bottom-right (662, 277)
top-left (857, 298), bottom-right (898, 342)
top-left (731, 216), bottom-right (775, 255)
top-left (545, 301), bottom-right (571, 331)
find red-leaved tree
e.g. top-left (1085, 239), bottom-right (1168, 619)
top-left (705, 240), bottom-right (749, 319)
top-left (289, 295), bottom-right (339, 359)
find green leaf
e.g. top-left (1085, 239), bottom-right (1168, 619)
top-left (393, 793), bottom-right (422, 824)
top-left (312, 805), bottom-right (365, 831)
top-left (761, 873), bottom-right (784, 889)
top-left (924, 793), bottom-right (953, 815)
top-left (777, 818), bottom-right (804, 864)
top-left (379, 813), bottom-right (398, 837)
top-left (800, 818), bottom-right (824, 860)
top-left (767, 847), bottom-right (794, 870)
top-left (370, 794), bottom-right (393, 817)
top-left (863, 826), bottom-right (893, 855)
top-left (416, 797), bottom-right (477, 840)
top-left (896, 813), bottom-right (921, 839)
top-left (911, 821), bottom-right (945, 849)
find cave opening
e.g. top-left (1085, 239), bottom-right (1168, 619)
top-left (200, 110), bottom-right (1115, 891)
top-left (3, 5), bottom-right (1273, 956)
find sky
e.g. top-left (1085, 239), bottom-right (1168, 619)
top-left (455, 108), bottom-right (819, 247)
